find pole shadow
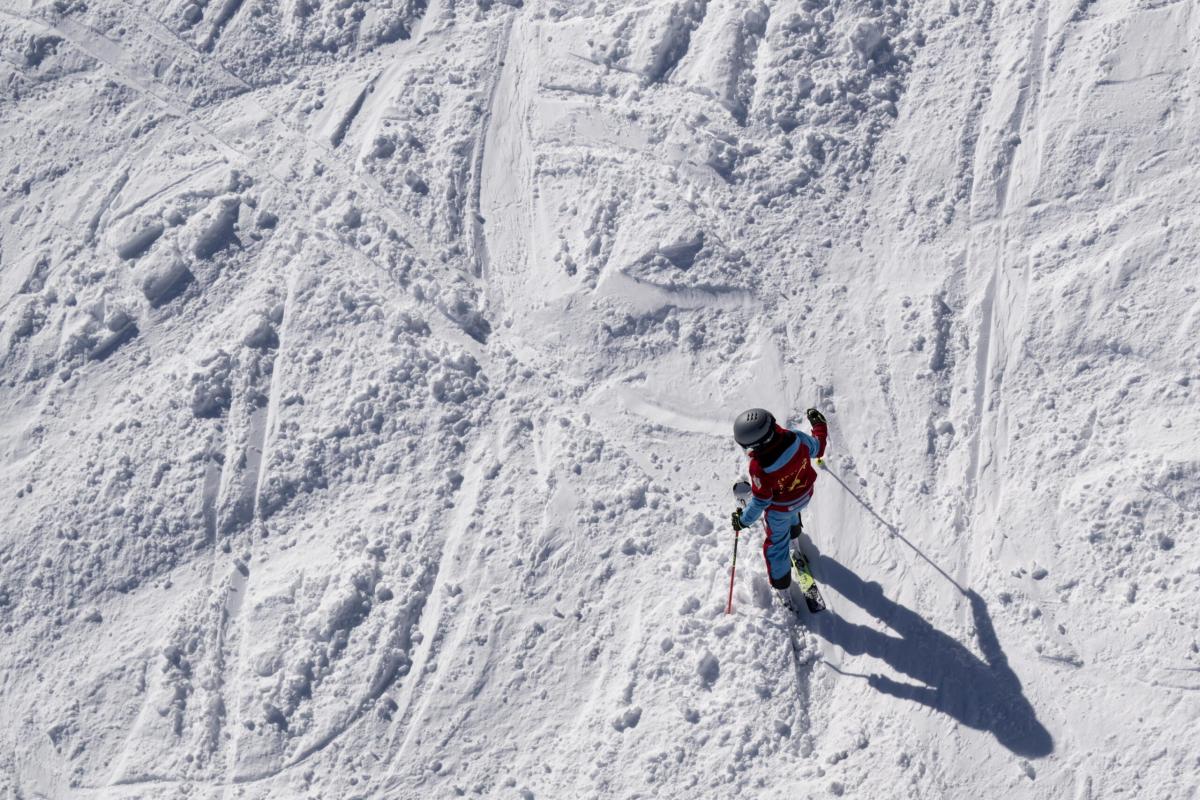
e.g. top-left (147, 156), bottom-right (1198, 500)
top-left (807, 466), bottom-right (1052, 758)
top-left (806, 546), bottom-right (1054, 758)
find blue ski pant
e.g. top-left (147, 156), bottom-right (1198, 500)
top-left (761, 506), bottom-right (806, 589)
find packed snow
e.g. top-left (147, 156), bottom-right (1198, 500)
top-left (1, 0), bottom-right (1198, 797)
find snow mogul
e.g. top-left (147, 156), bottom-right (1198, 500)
top-left (730, 407), bottom-right (828, 613)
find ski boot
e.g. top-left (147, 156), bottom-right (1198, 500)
top-left (774, 584), bottom-right (802, 615)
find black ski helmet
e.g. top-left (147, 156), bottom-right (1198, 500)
top-left (734, 408), bottom-right (776, 450)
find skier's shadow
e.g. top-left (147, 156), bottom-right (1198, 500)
top-left (806, 544), bottom-right (1054, 758)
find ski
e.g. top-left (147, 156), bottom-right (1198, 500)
top-left (791, 549), bottom-right (827, 613)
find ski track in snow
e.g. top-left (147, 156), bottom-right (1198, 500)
top-left (383, 434), bottom-right (492, 774)
top-left (3, 0), bottom-right (1200, 798)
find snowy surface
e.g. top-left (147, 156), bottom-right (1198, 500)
top-left (2, 0), bottom-right (1199, 797)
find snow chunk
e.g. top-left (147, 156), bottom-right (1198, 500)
top-left (339, 203), bottom-right (363, 229)
top-left (848, 21), bottom-right (886, 59)
top-left (657, 230), bottom-right (705, 270)
top-left (688, 513), bottom-right (714, 537)
top-left (697, 651), bottom-right (720, 688)
top-left (437, 290), bottom-right (491, 343)
top-left (241, 313), bottom-right (279, 350)
top-left (23, 34), bottom-right (63, 68)
top-left (190, 352), bottom-right (233, 418)
top-left (619, 1), bottom-right (708, 84)
top-left (115, 220), bottom-right (165, 260)
top-left (253, 652), bottom-right (282, 678)
top-left (189, 196), bottom-right (240, 260)
top-left (403, 169), bottom-right (428, 195)
top-left (91, 326), bottom-right (137, 362)
top-left (612, 706), bottom-right (642, 731)
top-left (141, 254), bottom-right (194, 308)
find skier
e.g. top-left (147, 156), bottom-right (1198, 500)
top-left (730, 407), bottom-right (828, 612)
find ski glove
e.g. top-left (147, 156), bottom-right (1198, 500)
top-left (731, 510), bottom-right (750, 532)
top-left (806, 407), bottom-right (826, 426)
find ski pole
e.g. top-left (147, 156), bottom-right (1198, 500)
top-left (727, 479), bottom-right (753, 614)
top-left (725, 530), bottom-right (740, 615)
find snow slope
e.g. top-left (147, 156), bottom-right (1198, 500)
top-left (1, 0), bottom-right (1198, 797)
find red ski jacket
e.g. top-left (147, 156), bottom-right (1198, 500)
top-left (741, 423), bottom-right (828, 523)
